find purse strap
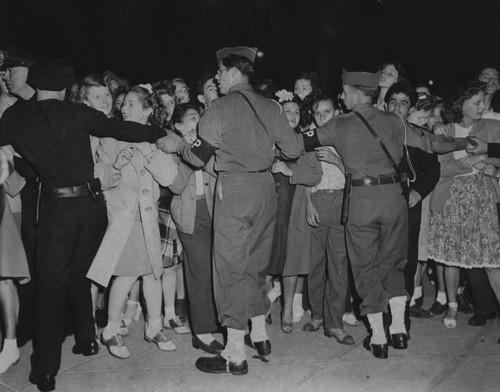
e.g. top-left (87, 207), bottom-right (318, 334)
top-left (353, 111), bottom-right (402, 178)
top-left (235, 90), bottom-right (272, 138)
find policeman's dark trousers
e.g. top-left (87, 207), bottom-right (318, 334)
top-left (213, 172), bottom-right (276, 330)
top-left (345, 184), bottom-right (408, 315)
top-left (178, 199), bottom-right (219, 335)
top-left (17, 178), bottom-right (38, 344)
top-left (308, 191), bottom-right (348, 329)
top-left (31, 196), bottom-right (107, 376)
top-left (404, 203), bottom-right (422, 297)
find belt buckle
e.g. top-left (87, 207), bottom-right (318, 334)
top-left (363, 178), bottom-right (371, 187)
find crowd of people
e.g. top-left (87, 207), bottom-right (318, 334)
top-left (0, 44), bottom-right (500, 391)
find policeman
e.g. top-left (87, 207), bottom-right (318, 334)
top-left (0, 59), bottom-right (164, 392)
top-left (301, 71), bottom-right (468, 359)
top-left (157, 46), bottom-right (302, 374)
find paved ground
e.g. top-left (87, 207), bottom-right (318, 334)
top-left (1, 284), bottom-right (499, 392)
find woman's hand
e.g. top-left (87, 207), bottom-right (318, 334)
top-left (458, 154), bottom-right (485, 170)
top-left (0, 145), bottom-right (14, 184)
top-left (432, 122), bottom-right (447, 135)
top-left (183, 129), bottom-right (197, 145)
top-left (482, 163), bottom-right (497, 177)
top-left (271, 161), bottom-right (292, 177)
top-left (315, 147), bottom-right (343, 170)
top-left (113, 146), bottom-right (135, 170)
top-left (306, 200), bottom-right (320, 227)
top-left (466, 137), bottom-right (488, 155)
top-left (408, 189), bottom-right (422, 208)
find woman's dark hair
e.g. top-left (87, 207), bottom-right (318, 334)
top-left (111, 86), bottom-right (128, 119)
top-left (443, 80), bottom-right (485, 124)
top-left (127, 85), bottom-right (162, 127)
top-left (295, 71), bottom-right (321, 92)
top-left (152, 79), bottom-right (176, 98)
top-left (171, 103), bottom-right (202, 137)
top-left (222, 54), bottom-right (254, 77)
top-left (310, 90), bottom-right (338, 112)
top-left (379, 61), bottom-right (407, 82)
top-left (254, 79), bottom-right (277, 99)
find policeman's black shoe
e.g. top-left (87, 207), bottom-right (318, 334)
top-left (457, 293), bottom-right (474, 314)
top-left (29, 371), bottom-right (56, 392)
top-left (192, 335), bottom-right (224, 355)
top-left (362, 336), bottom-right (388, 359)
top-left (468, 312), bottom-right (497, 327)
top-left (430, 301), bottom-right (448, 315)
top-left (409, 305), bottom-right (433, 319)
top-left (195, 354), bottom-right (248, 375)
top-left (72, 339), bottom-right (99, 356)
top-left (244, 334), bottom-right (271, 356)
top-left (390, 333), bottom-right (408, 350)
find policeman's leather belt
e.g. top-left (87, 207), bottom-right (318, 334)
top-left (351, 175), bottom-right (400, 187)
top-left (42, 184), bottom-right (91, 199)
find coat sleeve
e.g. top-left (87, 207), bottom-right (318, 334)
top-left (169, 160), bottom-right (193, 195)
top-left (95, 138), bottom-right (122, 189)
top-left (289, 152), bottom-right (323, 186)
top-left (144, 149), bottom-right (178, 187)
top-left (411, 149), bottom-right (441, 200)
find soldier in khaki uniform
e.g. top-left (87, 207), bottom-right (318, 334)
top-left (302, 71), bottom-right (468, 359)
top-left (157, 47), bottom-right (302, 374)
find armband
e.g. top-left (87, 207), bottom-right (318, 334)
top-left (190, 137), bottom-right (216, 164)
top-left (302, 129), bottom-right (321, 152)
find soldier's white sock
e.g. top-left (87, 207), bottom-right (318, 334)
top-left (367, 312), bottom-right (386, 345)
top-left (221, 328), bottom-right (246, 363)
top-left (389, 296), bottom-right (407, 335)
top-left (250, 315), bottom-right (269, 342)
top-left (436, 291), bottom-right (447, 305)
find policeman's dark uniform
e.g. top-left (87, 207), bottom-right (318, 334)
top-left (0, 61), bottom-right (164, 381)
top-left (177, 82), bottom-right (301, 330)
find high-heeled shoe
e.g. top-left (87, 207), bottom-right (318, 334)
top-left (443, 306), bottom-right (458, 329)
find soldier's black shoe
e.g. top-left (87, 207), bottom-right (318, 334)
top-left (195, 354), bottom-right (248, 375)
top-left (363, 336), bottom-right (388, 359)
top-left (244, 334), bottom-right (271, 356)
top-left (430, 301), bottom-right (447, 315)
top-left (390, 333), bottom-right (408, 350)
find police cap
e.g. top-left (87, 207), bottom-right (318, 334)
top-left (0, 46), bottom-right (39, 71)
top-left (28, 58), bottom-right (75, 91)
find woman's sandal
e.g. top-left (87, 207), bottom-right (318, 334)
top-left (281, 320), bottom-right (293, 334)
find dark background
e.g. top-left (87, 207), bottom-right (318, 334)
top-left (1, 0), bottom-right (500, 96)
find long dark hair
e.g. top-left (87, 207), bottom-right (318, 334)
top-left (443, 80), bottom-right (485, 124)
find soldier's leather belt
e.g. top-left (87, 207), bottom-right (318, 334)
top-left (351, 175), bottom-right (400, 187)
top-left (314, 189), bottom-right (343, 194)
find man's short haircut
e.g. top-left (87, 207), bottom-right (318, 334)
top-left (476, 63), bottom-right (500, 79)
top-left (222, 54), bottom-right (254, 78)
top-left (384, 80), bottom-right (418, 107)
top-left (350, 85), bottom-right (378, 99)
